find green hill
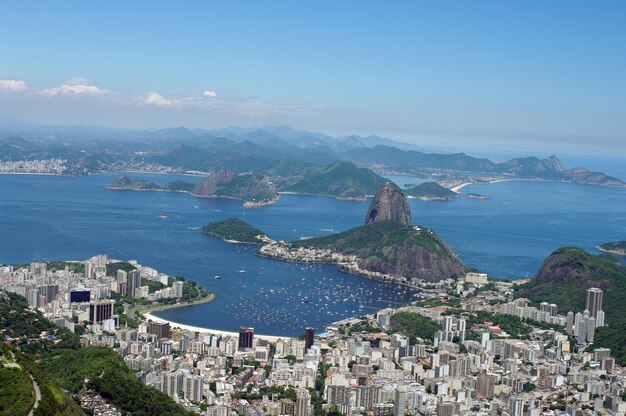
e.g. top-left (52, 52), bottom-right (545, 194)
top-left (515, 247), bottom-right (626, 364)
top-left (0, 291), bottom-right (194, 415)
top-left (202, 218), bottom-right (266, 243)
top-left (404, 182), bottom-right (456, 200)
top-left (107, 174), bottom-right (161, 190)
top-left (290, 220), bottom-right (466, 281)
top-left (192, 170), bottom-right (278, 204)
top-left (281, 161), bottom-right (387, 199)
top-left (163, 180), bottom-right (196, 192)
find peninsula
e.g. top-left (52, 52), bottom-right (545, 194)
top-left (258, 182), bottom-right (467, 282)
top-left (597, 241), bottom-right (626, 256)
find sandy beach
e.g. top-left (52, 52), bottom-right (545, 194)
top-left (143, 311), bottom-right (290, 342)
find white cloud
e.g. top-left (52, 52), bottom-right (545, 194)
top-left (42, 83), bottom-right (107, 96)
top-left (203, 90), bottom-right (217, 97)
top-left (144, 92), bottom-right (180, 108)
top-left (0, 80), bottom-right (27, 91)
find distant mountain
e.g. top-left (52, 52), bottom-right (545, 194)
top-left (192, 169), bottom-right (278, 205)
top-left (404, 182), bottom-right (457, 200)
top-left (346, 147), bottom-right (625, 186)
top-left (0, 115), bottom-right (622, 187)
top-left (515, 247), bottom-right (626, 364)
top-left (280, 161), bottom-right (387, 199)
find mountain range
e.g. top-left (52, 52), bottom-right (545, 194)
top-left (1, 115), bottom-right (624, 190)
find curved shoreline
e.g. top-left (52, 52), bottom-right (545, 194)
top-left (596, 246), bottom-right (626, 256)
top-left (138, 293), bottom-right (290, 342)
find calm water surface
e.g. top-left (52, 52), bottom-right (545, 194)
top-left (1, 172), bottom-right (625, 335)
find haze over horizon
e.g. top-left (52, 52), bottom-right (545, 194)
top-left (1, 1), bottom-right (626, 156)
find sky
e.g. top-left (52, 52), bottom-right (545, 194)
top-left (1, 1), bottom-right (626, 156)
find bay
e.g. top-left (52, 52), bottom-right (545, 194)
top-left (1, 171), bottom-right (625, 336)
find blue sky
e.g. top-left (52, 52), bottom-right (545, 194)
top-left (1, 1), bottom-right (625, 155)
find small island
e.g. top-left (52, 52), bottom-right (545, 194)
top-left (202, 218), bottom-right (267, 244)
top-left (597, 241), bottom-right (626, 256)
top-left (466, 193), bottom-right (488, 200)
top-left (107, 175), bottom-right (161, 190)
top-left (404, 182), bottom-right (457, 200)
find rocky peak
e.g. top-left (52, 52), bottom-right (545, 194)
top-left (365, 182), bottom-right (412, 226)
top-left (192, 169), bottom-right (235, 196)
top-left (547, 155), bottom-right (565, 172)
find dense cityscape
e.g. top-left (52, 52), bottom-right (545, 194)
top-left (1, 256), bottom-right (623, 416)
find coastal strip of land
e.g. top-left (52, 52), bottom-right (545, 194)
top-left (142, 311), bottom-right (290, 343)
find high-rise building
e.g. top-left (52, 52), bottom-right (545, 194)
top-left (127, 270), bottom-right (141, 298)
top-left (304, 327), bottom-right (314, 353)
top-left (89, 300), bottom-right (115, 323)
top-left (30, 262), bottom-right (47, 276)
top-left (394, 385), bottom-right (408, 416)
top-left (238, 326), bottom-right (254, 351)
top-left (476, 373), bottom-right (496, 398)
top-left (27, 288), bottom-right (39, 308)
top-left (183, 372), bottom-right (204, 402)
top-left (116, 270), bottom-right (127, 295)
top-left (162, 371), bottom-right (183, 398)
top-left (566, 311), bottom-right (574, 335)
top-left (295, 389), bottom-right (311, 416)
top-left (148, 321), bottom-right (171, 339)
top-left (173, 281), bottom-right (184, 298)
top-left (586, 288), bottom-right (603, 321)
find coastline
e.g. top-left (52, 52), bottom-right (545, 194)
top-left (107, 184), bottom-right (280, 208)
top-left (135, 292), bottom-right (291, 341)
top-left (132, 292), bottom-right (216, 316)
top-left (596, 246), bottom-right (626, 256)
top-left (450, 177), bottom-right (626, 193)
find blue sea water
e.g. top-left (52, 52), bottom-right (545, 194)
top-left (1, 171), bottom-right (625, 335)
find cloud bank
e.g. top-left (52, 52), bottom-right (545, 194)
top-left (0, 80), bottom-right (27, 91)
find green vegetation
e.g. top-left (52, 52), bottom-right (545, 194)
top-left (45, 261), bottom-right (85, 274)
top-left (0, 291), bottom-right (194, 415)
top-left (105, 261), bottom-right (136, 276)
top-left (43, 347), bottom-right (193, 415)
top-left (404, 182), bottom-right (456, 199)
top-left (141, 278), bottom-right (166, 293)
top-left (389, 312), bottom-right (441, 343)
top-left (348, 321), bottom-right (379, 335)
top-left (466, 311), bottom-right (532, 339)
top-left (515, 247), bottom-right (626, 364)
top-left (163, 180), bottom-right (196, 192)
top-left (107, 175), bottom-right (161, 190)
top-left (281, 161), bottom-right (387, 199)
top-left (202, 218), bottom-right (265, 243)
top-left (598, 240), bottom-right (626, 255)
top-left (168, 276), bottom-right (210, 302)
top-left (290, 220), bottom-right (466, 281)
top-left (216, 174), bottom-right (277, 202)
top-left (0, 365), bottom-right (35, 416)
